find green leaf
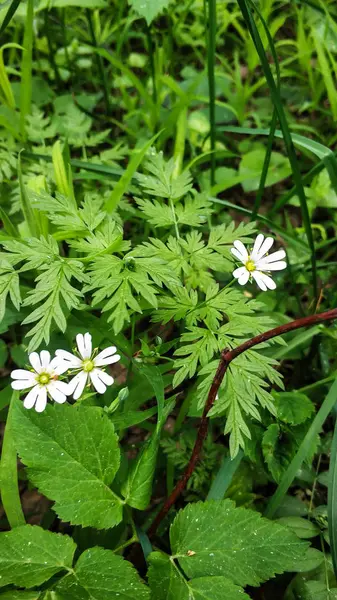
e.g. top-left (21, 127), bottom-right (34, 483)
top-left (170, 500), bottom-right (306, 587)
top-left (136, 151), bottom-right (193, 200)
top-left (128, 0), bottom-right (172, 25)
top-left (55, 547), bottom-right (149, 600)
top-left (11, 401), bottom-right (123, 529)
top-left (148, 552), bottom-right (248, 600)
top-left (39, 0), bottom-right (107, 7)
top-left (122, 401), bottom-right (174, 509)
top-left (273, 391), bottom-right (315, 425)
top-left (276, 517), bottom-right (320, 539)
top-left (105, 134), bottom-right (162, 213)
top-left (0, 261), bottom-right (21, 322)
top-left (0, 525), bottom-right (75, 588)
top-left (0, 592), bottom-right (40, 599)
top-left (239, 148), bottom-right (291, 193)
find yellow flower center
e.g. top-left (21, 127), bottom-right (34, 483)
top-left (82, 359), bottom-right (94, 372)
top-left (245, 258), bottom-right (256, 272)
top-left (37, 372), bottom-right (50, 385)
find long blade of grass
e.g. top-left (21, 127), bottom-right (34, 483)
top-left (19, 0), bottom-right (33, 140)
top-left (105, 131), bottom-right (162, 213)
top-left (237, 0), bottom-right (318, 301)
top-left (206, 0), bottom-right (216, 186)
top-left (207, 450), bottom-right (244, 500)
top-left (18, 152), bottom-right (38, 237)
top-left (0, 391), bottom-right (25, 528)
top-left (329, 416), bottom-right (337, 579)
top-left (0, 0), bottom-right (21, 36)
top-left (0, 206), bottom-right (18, 237)
top-left (86, 9), bottom-right (110, 114)
top-left (265, 377), bottom-right (337, 519)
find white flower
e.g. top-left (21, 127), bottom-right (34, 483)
top-left (231, 234), bottom-right (287, 291)
top-left (10, 351), bottom-right (70, 413)
top-left (55, 332), bottom-right (121, 400)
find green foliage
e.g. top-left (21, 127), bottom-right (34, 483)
top-left (11, 400), bottom-right (123, 529)
top-left (0, 525), bottom-right (75, 588)
top-left (128, 0), bottom-right (173, 25)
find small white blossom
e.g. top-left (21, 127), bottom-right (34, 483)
top-left (10, 351), bottom-right (70, 413)
top-left (231, 234), bottom-right (287, 291)
top-left (56, 332), bottom-right (121, 400)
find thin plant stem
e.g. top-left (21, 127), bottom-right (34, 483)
top-left (252, 108), bottom-right (277, 220)
top-left (207, 0), bottom-right (217, 186)
top-left (86, 9), bottom-right (111, 114)
top-left (146, 24), bottom-right (157, 106)
top-left (148, 307), bottom-right (337, 538)
top-left (20, 0), bottom-right (33, 140)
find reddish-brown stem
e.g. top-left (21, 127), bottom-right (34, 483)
top-left (148, 307), bottom-right (337, 538)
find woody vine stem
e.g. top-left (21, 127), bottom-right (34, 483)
top-left (148, 307), bottom-right (337, 538)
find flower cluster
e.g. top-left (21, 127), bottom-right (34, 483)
top-left (10, 333), bottom-right (121, 413)
top-left (231, 234), bottom-right (287, 291)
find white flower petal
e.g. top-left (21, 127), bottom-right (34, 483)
top-left (47, 381), bottom-right (68, 404)
top-left (95, 346), bottom-right (120, 367)
top-left (40, 350), bottom-right (51, 369)
top-left (55, 349), bottom-right (82, 368)
top-left (68, 371), bottom-right (88, 400)
top-left (251, 234), bottom-right (265, 260)
top-left (11, 378), bottom-right (36, 391)
top-left (258, 249), bottom-right (286, 264)
top-left (11, 369), bottom-right (36, 381)
top-left (254, 236), bottom-right (274, 260)
top-left (252, 270), bottom-right (268, 291)
top-left (231, 248), bottom-right (246, 263)
top-left (89, 368), bottom-right (113, 394)
top-left (23, 385), bottom-right (40, 410)
top-left (35, 387), bottom-right (47, 412)
top-left (257, 261), bottom-right (287, 272)
top-left (254, 271), bottom-right (276, 290)
top-left (49, 356), bottom-right (72, 376)
top-left (233, 266), bottom-right (247, 279)
top-left (76, 333), bottom-right (92, 359)
top-left (238, 270), bottom-right (250, 285)
top-left (233, 240), bottom-right (248, 260)
top-left (29, 352), bottom-right (42, 373)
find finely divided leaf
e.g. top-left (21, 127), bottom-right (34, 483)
top-left (56, 547), bottom-right (149, 600)
top-left (0, 261), bottom-right (21, 321)
top-left (11, 401), bottom-right (123, 529)
top-left (0, 525), bottom-right (75, 589)
top-left (170, 500), bottom-right (307, 587)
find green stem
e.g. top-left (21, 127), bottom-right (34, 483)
top-left (0, 392), bottom-right (25, 528)
top-left (19, 0), bottom-right (33, 140)
top-left (265, 377), bottom-right (337, 519)
top-left (86, 9), bottom-right (110, 114)
top-left (146, 24), bottom-right (157, 107)
top-left (207, 0), bottom-right (217, 186)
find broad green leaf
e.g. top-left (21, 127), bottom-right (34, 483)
top-left (0, 525), bottom-right (75, 589)
top-left (276, 517), bottom-right (320, 539)
top-left (0, 592), bottom-right (40, 599)
top-left (273, 392), bottom-right (315, 425)
top-left (148, 553), bottom-right (249, 600)
top-left (56, 547), bottom-right (149, 599)
top-left (128, 0), bottom-right (172, 25)
top-left (239, 148), bottom-right (291, 193)
top-left (291, 548), bottom-right (324, 573)
top-left (38, 0), bottom-right (107, 6)
top-left (170, 500), bottom-right (306, 587)
top-left (11, 401), bottom-right (123, 529)
top-left (137, 364), bottom-right (164, 428)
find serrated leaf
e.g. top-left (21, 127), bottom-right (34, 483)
top-left (0, 261), bottom-right (21, 321)
top-left (273, 391), bottom-right (314, 425)
top-left (128, 0), bottom-right (172, 25)
top-left (55, 547), bottom-right (149, 600)
top-left (276, 517), bottom-right (320, 539)
top-left (11, 401), bottom-right (123, 529)
top-left (170, 500), bottom-right (306, 587)
top-left (148, 552), bottom-right (248, 600)
top-left (136, 150), bottom-right (192, 199)
top-left (0, 525), bottom-right (75, 589)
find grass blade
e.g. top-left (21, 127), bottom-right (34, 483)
top-left (329, 416), bottom-right (337, 579)
top-left (0, 0), bottom-right (21, 36)
top-left (18, 152), bottom-right (38, 237)
top-left (105, 131), bottom-right (162, 213)
top-left (206, 0), bottom-right (216, 186)
top-left (19, 0), bottom-right (33, 140)
top-left (86, 9), bottom-right (110, 114)
top-left (236, 0), bottom-right (318, 301)
top-left (252, 109), bottom-right (277, 219)
top-left (265, 377), bottom-right (337, 519)
top-left (0, 391), bottom-right (25, 528)
top-left (207, 450), bottom-right (244, 500)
